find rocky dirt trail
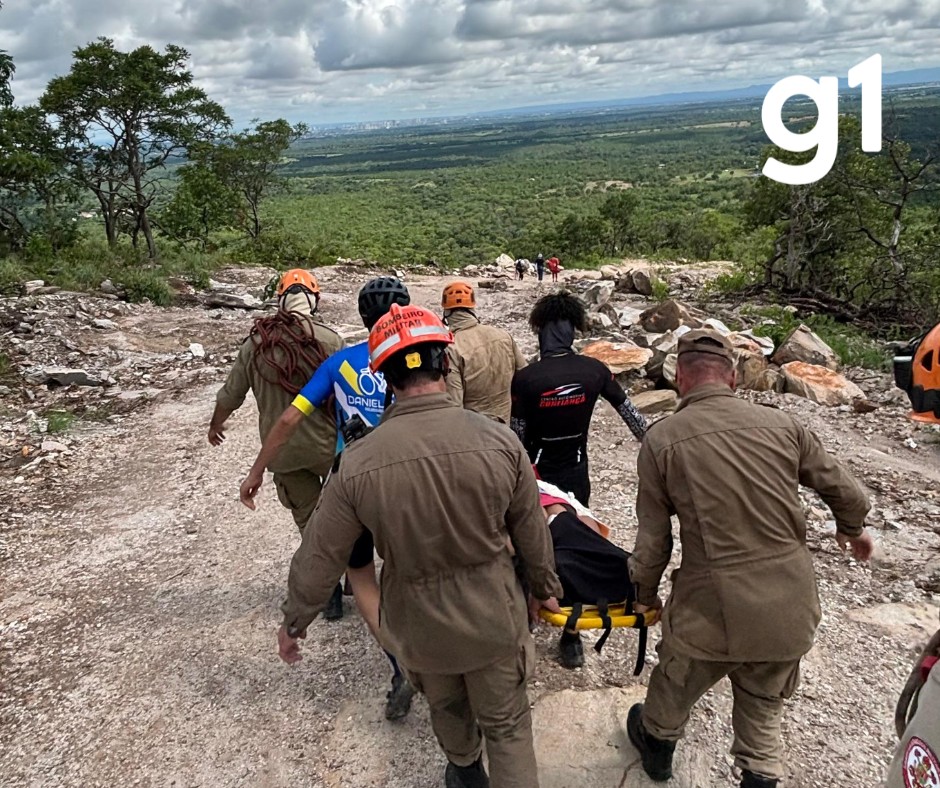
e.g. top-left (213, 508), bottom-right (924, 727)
top-left (1, 264), bottom-right (939, 787)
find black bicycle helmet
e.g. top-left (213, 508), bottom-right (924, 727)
top-left (357, 276), bottom-right (411, 329)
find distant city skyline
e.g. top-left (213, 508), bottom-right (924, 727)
top-left (2, 1), bottom-right (940, 127)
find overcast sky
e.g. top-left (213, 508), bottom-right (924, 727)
top-left (1, 0), bottom-right (938, 126)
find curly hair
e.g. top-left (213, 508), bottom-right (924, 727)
top-left (528, 291), bottom-right (587, 333)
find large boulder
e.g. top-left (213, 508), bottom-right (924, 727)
top-left (587, 312), bottom-right (614, 331)
top-left (24, 366), bottom-right (108, 387)
top-left (631, 269), bottom-right (653, 296)
top-left (580, 341), bottom-right (653, 374)
top-left (734, 350), bottom-right (769, 391)
top-left (618, 307), bottom-right (644, 328)
top-left (662, 353), bottom-right (678, 388)
top-left (781, 361), bottom-right (865, 405)
top-left (599, 264), bottom-right (626, 281)
top-left (772, 325), bottom-right (840, 370)
top-left (640, 300), bottom-right (688, 333)
top-left (496, 253), bottom-right (515, 269)
top-left (203, 292), bottom-right (263, 310)
top-left (582, 281), bottom-right (615, 309)
top-left (632, 389), bottom-right (679, 415)
top-left (751, 368), bottom-right (786, 393)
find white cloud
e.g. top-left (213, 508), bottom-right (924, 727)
top-left (0, 0), bottom-right (937, 124)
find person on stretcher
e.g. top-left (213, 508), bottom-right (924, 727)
top-left (528, 480), bottom-right (636, 669)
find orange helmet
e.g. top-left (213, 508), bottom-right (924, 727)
top-left (895, 324), bottom-right (940, 424)
top-left (277, 269), bottom-right (320, 298)
top-left (368, 303), bottom-right (453, 372)
top-left (441, 281), bottom-right (476, 311)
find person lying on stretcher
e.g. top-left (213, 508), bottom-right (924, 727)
top-left (528, 481), bottom-right (631, 669)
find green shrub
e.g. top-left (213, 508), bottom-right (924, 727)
top-left (650, 276), bottom-right (670, 302)
top-left (46, 410), bottom-right (75, 434)
top-left (0, 257), bottom-right (25, 295)
top-left (116, 268), bottom-right (173, 305)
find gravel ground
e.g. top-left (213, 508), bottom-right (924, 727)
top-left (2, 267), bottom-right (939, 787)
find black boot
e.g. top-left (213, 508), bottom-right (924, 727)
top-left (444, 757), bottom-right (490, 788)
top-left (384, 673), bottom-right (415, 721)
top-left (626, 703), bottom-right (675, 782)
top-left (741, 770), bottom-right (778, 788)
top-left (559, 630), bottom-right (584, 669)
top-left (323, 583), bottom-right (344, 621)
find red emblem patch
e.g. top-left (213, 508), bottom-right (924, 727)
top-left (904, 736), bottom-right (940, 788)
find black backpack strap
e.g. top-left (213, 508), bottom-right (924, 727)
top-left (564, 602), bottom-right (583, 634)
top-left (594, 599), bottom-right (613, 653)
top-left (631, 613), bottom-right (648, 676)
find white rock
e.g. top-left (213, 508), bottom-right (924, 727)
top-left (188, 343), bottom-right (206, 358)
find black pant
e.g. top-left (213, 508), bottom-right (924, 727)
top-left (537, 462), bottom-right (590, 506)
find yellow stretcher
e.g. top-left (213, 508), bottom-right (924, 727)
top-left (539, 604), bottom-right (658, 630)
top-left (539, 603), bottom-right (657, 675)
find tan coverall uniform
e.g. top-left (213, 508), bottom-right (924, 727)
top-left (445, 309), bottom-right (527, 424)
top-left (885, 625), bottom-right (940, 787)
top-left (215, 313), bottom-right (343, 531)
top-left (630, 383), bottom-right (870, 780)
top-left (282, 392), bottom-right (562, 788)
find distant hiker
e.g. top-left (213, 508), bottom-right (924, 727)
top-left (626, 329), bottom-right (873, 788)
top-left (547, 256), bottom-right (560, 283)
top-left (441, 280), bottom-right (526, 424)
top-left (239, 276), bottom-right (416, 721)
top-left (210, 268), bottom-right (343, 533)
top-left (278, 303), bottom-right (562, 788)
top-left (515, 257), bottom-right (527, 280)
top-left (535, 253), bottom-right (545, 282)
top-left (511, 291), bottom-right (646, 506)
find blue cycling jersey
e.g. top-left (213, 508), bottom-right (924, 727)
top-left (291, 341), bottom-right (387, 451)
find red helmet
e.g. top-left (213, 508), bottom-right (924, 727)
top-left (368, 303), bottom-right (453, 372)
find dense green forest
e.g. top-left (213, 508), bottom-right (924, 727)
top-left (2, 27), bottom-right (940, 328)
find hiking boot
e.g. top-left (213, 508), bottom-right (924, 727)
top-left (323, 584), bottom-right (344, 621)
top-left (444, 757), bottom-right (489, 788)
top-left (741, 771), bottom-right (778, 788)
top-left (626, 703), bottom-right (675, 782)
top-left (384, 674), bottom-right (415, 721)
top-left (559, 630), bottom-right (584, 669)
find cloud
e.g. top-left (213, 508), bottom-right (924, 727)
top-left (314, 0), bottom-right (464, 71)
top-left (0, 0), bottom-right (936, 124)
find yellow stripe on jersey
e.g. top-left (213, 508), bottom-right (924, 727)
top-left (339, 359), bottom-right (362, 395)
top-left (292, 394), bottom-right (314, 416)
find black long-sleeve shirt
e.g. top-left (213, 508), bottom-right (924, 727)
top-left (510, 352), bottom-right (645, 473)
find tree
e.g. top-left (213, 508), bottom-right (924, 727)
top-left (162, 119), bottom-right (308, 247)
top-left (213, 119), bottom-right (308, 240)
top-left (0, 3), bottom-right (12, 109)
top-left (160, 154), bottom-right (240, 249)
top-left (40, 38), bottom-right (230, 258)
top-left (0, 106), bottom-right (74, 252)
top-left (599, 190), bottom-right (639, 254)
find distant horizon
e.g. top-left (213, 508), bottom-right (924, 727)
top-left (300, 64), bottom-right (940, 131)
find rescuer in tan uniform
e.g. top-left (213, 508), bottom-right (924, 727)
top-left (625, 329), bottom-right (874, 788)
top-left (278, 303), bottom-right (562, 788)
top-left (209, 269), bottom-right (343, 532)
top-left (441, 281), bottom-right (526, 424)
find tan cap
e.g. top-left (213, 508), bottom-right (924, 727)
top-left (677, 329), bottom-right (733, 360)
